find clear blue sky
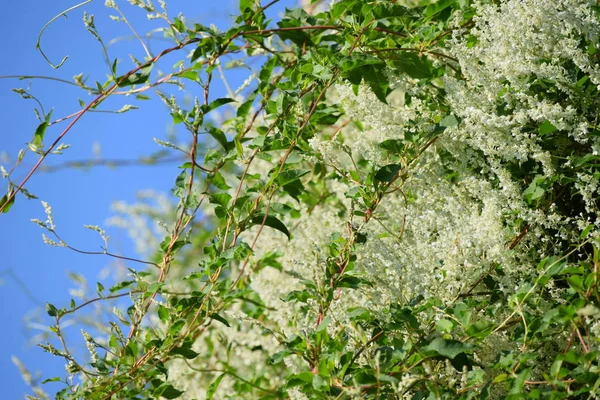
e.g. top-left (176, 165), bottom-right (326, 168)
top-left (0, 0), bottom-right (295, 397)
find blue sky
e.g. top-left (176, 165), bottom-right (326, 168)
top-left (0, 0), bottom-right (295, 397)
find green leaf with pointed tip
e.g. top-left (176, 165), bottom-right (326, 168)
top-left (169, 320), bottom-right (185, 336)
top-left (46, 303), bottom-right (59, 317)
top-left (389, 52), bottom-right (432, 79)
top-left (207, 126), bottom-right (229, 150)
top-left (423, 0), bottom-right (456, 18)
top-left (210, 313), bottom-right (230, 327)
top-left (177, 71), bottom-right (199, 81)
top-left (337, 275), bottom-right (372, 289)
top-left (363, 65), bottom-right (390, 103)
top-left (539, 120), bottom-right (557, 136)
top-left (287, 371), bottom-right (315, 387)
top-left (250, 214), bottom-right (291, 239)
top-left (269, 350), bottom-right (292, 365)
top-left (375, 164), bottom-right (401, 183)
top-left (33, 110), bottom-right (53, 147)
top-left (313, 375), bottom-right (328, 391)
top-left (276, 169), bottom-right (310, 186)
top-left (380, 139), bottom-right (405, 154)
top-left (580, 224), bottom-right (595, 239)
top-left (211, 171), bottom-right (231, 190)
top-left (282, 290), bottom-right (311, 303)
top-left (0, 190), bottom-right (15, 213)
top-left (42, 377), bottom-right (61, 384)
top-left (440, 114), bottom-right (459, 127)
top-left (466, 320), bottom-right (494, 338)
top-left (205, 97), bottom-right (236, 114)
top-left (34, 123), bottom-right (48, 146)
top-left (109, 280), bottom-right (135, 293)
top-left (153, 384), bottom-right (183, 399)
top-left (237, 92), bottom-right (257, 118)
top-left (157, 305), bottom-right (169, 322)
top-left (170, 342), bottom-right (199, 359)
top-left (523, 175), bottom-right (550, 204)
top-left (207, 373), bottom-right (226, 400)
top-left (422, 337), bottom-right (472, 359)
top-left (259, 57), bottom-right (278, 83)
top-left (209, 192), bottom-right (232, 208)
top-left (116, 64), bottom-right (153, 87)
top-left (239, 0), bottom-right (256, 12)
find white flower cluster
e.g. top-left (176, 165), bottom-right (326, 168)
top-left (448, 0), bottom-right (600, 245)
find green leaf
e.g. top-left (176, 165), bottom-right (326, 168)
top-left (207, 373), bottom-right (226, 400)
top-left (375, 164), bottom-right (401, 183)
top-left (269, 350), bottom-right (292, 365)
top-left (153, 384), bottom-right (183, 399)
top-left (287, 371), bottom-right (315, 387)
top-left (32, 109), bottom-right (53, 147)
top-left (422, 337), bottom-right (472, 359)
top-left (161, 238), bottom-right (189, 255)
top-left (116, 64), bottom-right (153, 87)
top-left (276, 169), bottom-right (310, 186)
top-left (276, 18), bottom-right (312, 47)
top-left (567, 275), bottom-right (585, 292)
top-left (209, 192), bottom-right (232, 208)
top-left (396, 0), bottom-right (437, 8)
top-left (580, 224), bottom-right (594, 239)
top-left (282, 290), bottom-right (311, 303)
top-left (177, 70), bottom-right (199, 81)
top-left (545, 259), bottom-right (566, 276)
top-left (436, 319), bottom-right (454, 333)
top-left (389, 52), bottom-right (431, 79)
top-left (508, 368), bottom-right (531, 395)
top-left (439, 114), bottom-right (459, 127)
top-left (171, 112), bottom-right (184, 124)
top-left (46, 303), bottom-right (59, 317)
top-left (363, 65), bottom-right (390, 103)
top-left (157, 305), bottom-right (169, 322)
top-left (539, 120), bottom-right (557, 136)
top-left (172, 17), bottom-right (186, 33)
top-left (207, 126), bottom-right (229, 150)
top-left (0, 189), bottom-right (16, 213)
top-left (239, 0), bottom-right (255, 12)
top-left (337, 274), bottom-right (371, 289)
top-left (237, 92), bottom-right (257, 118)
top-left (380, 139), bottom-right (405, 154)
top-left (171, 342), bottom-right (199, 359)
top-left (250, 214), bottom-right (291, 239)
top-left (206, 97), bottom-right (236, 114)
top-left (466, 320), bottom-right (494, 338)
top-left (211, 171), bottom-right (231, 190)
top-left (312, 375), bottom-right (328, 391)
top-left (550, 360), bottom-right (563, 378)
top-left (109, 280), bottom-right (135, 293)
top-left (169, 320), bottom-right (186, 336)
top-left (41, 376), bottom-right (61, 384)
top-left (34, 123), bottom-right (48, 146)
top-left (423, 0), bottom-right (456, 18)
top-left (523, 175), bottom-right (550, 204)
top-left (210, 313), bottom-right (231, 327)
top-left (259, 57), bottom-right (278, 83)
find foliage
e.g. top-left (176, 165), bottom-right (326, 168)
top-left (2, 0), bottom-right (600, 398)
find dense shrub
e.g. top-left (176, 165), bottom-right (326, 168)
top-left (4, 0), bottom-right (600, 398)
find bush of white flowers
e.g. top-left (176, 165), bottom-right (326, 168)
top-left (4, 0), bottom-right (600, 398)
